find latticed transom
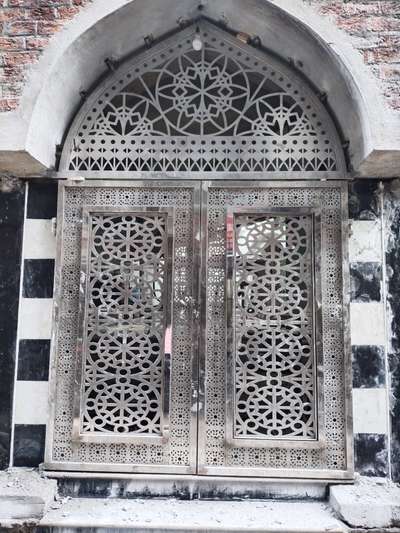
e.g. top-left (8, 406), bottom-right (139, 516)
top-left (60, 22), bottom-right (345, 177)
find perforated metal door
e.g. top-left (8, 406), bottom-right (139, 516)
top-left (197, 181), bottom-right (352, 480)
top-left (45, 181), bottom-right (200, 474)
top-left (45, 180), bottom-right (352, 480)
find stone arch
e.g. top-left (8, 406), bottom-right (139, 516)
top-left (0, 0), bottom-right (398, 176)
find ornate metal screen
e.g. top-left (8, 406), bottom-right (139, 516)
top-left (226, 210), bottom-right (320, 444)
top-left (45, 180), bottom-right (351, 479)
top-left (45, 182), bottom-right (200, 474)
top-left (59, 21), bottom-right (345, 178)
top-left (46, 19), bottom-right (351, 481)
top-left (72, 208), bottom-right (173, 443)
top-left (198, 182), bottom-right (352, 479)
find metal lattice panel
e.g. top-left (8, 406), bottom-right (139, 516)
top-left (46, 183), bottom-right (199, 473)
top-left (77, 211), bottom-right (172, 438)
top-left (231, 213), bottom-right (316, 440)
top-left (198, 182), bottom-right (351, 479)
top-left (45, 180), bottom-right (351, 479)
top-left (60, 22), bottom-right (345, 177)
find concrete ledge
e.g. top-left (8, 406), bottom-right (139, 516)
top-left (330, 476), bottom-right (400, 529)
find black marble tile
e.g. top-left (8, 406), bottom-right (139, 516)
top-left (17, 339), bottom-right (50, 381)
top-left (77, 479), bottom-right (113, 498)
top-left (354, 433), bottom-right (388, 477)
top-left (57, 478), bottom-right (113, 498)
top-left (0, 183), bottom-right (25, 469)
top-left (352, 345), bottom-right (385, 388)
top-left (348, 179), bottom-right (380, 221)
top-left (23, 259), bottom-right (55, 298)
top-left (384, 187), bottom-right (400, 482)
top-left (350, 262), bottom-right (381, 303)
top-left (13, 424), bottom-right (46, 467)
top-left (389, 351), bottom-right (400, 482)
top-left (27, 181), bottom-right (58, 220)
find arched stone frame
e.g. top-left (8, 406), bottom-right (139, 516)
top-left (44, 20), bottom-right (353, 480)
top-left (0, 0), bottom-right (398, 177)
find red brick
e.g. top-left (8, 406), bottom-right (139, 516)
top-left (37, 20), bottom-right (63, 35)
top-left (31, 6), bottom-right (56, 20)
top-left (6, 21), bottom-right (36, 36)
top-left (3, 50), bottom-right (40, 66)
top-left (364, 46), bottom-right (400, 64)
top-left (0, 36), bottom-right (25, 50)
top-left (25, 36), bottom-right (48, 50)
top-left (0, 8), bottom-right (26, 21)
top-left (0, 97), bottom-right (18, 111)
top-left (56, 6), bottom-right (80, 19)
top-left (379, 65), bottom-right (400, 81)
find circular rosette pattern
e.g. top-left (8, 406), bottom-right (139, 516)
top-left (156, 50), bottom-right (249, 135)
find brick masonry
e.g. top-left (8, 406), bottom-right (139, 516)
top-left (0, 0), bottom-right (92, 111)
top-left (309, 0), bottom-right (400, 111)
top-left (0, 1), bottom-right (398, 112)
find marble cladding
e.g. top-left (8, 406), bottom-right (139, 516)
top-left (348, 179), bottom-right (391, 479)
top-left (383, 179), bottom-right (400, 482)
top-left (352, 345), bottom-right (385, 389)
top-left (0, 181), bottom-right (25, 469)
top-left (11, 180), bottom-right (57, 469)
top-left (354, 434), bottom-right (389, 478)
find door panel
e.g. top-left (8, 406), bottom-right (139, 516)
top-left (45, 181), bottom-right (200, 474)
top-left (225, 207), bottom-right (322, 448)
top-left (72, 207), bottom-right (174, 444)
top-left (198, 181), bottom-right (352, 480)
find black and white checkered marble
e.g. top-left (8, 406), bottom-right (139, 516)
top-left (348, 180), bottom-right (390, 478)
top-left (12, 180), bottom-right (57, 468)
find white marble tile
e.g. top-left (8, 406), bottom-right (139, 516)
top-left (23, 219), bottom-right (56, 259)
top-left (19, 298), bottom-right (53, 339)
top-left (353, 388), bottom-right (388, 434)
top-left (349, 220), bottom-right (382, 263)
top-left (13, 381), bottom-right (49, 425)
top-left (350, 302), bottom-right (385, 346)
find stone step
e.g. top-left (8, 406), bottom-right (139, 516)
top-left (36, 498), bottom-right (346, 532)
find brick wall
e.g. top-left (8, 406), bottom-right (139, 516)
top-left (0, 0), bottom-right (91, 112)
top-left (0, 1), bottom-right (398, 113)
top-left (310, 0), bottom-right (400, 111)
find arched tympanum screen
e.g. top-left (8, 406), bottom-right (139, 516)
top-left (60, 22), bottom-right (346, 177)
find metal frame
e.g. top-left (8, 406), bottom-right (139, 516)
top-left (44, 180), bottom-right (201, 475)
top-left (197, 180), bottom-right (353, 481)
top-left (225, 207), bottom-right (325, 449)
top-left (71, 206), bottom-right (174, 445)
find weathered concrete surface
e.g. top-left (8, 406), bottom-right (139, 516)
top-left (0, 468), bottom-right (57, 527)
top-left (330, 476), bottom-right (400, 529)
top-left (39, 498), bottom-right (346, 532)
